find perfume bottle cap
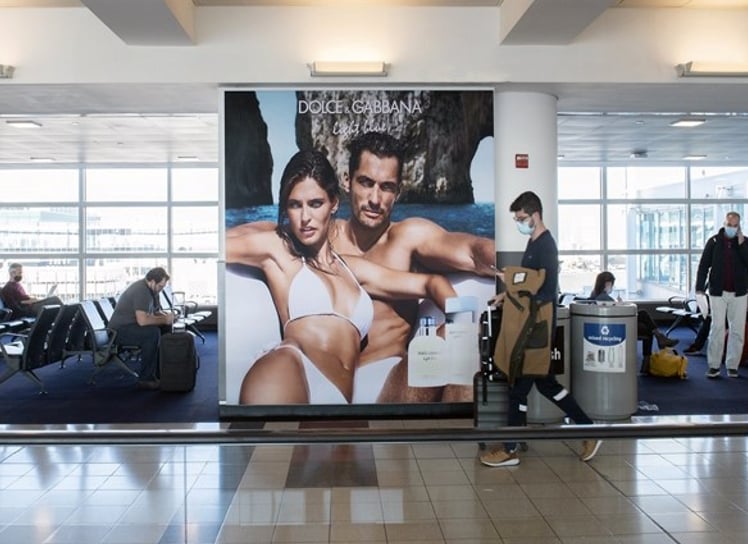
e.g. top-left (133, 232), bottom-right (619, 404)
top-left (419, 316), bottom-right (435, 328)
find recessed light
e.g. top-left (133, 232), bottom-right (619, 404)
top-left (557, 154), bottom-right (565, 160)
top-left (6, 119), bottom-right (42, 128)
top-left (29, 157), bottom-right (55, 163)
top-left (683, 154), bottom-right (707, 160)
top-left (670, 118), bottom-right (706, 128)
top-left (175, 155), bottom-right (200, 162)
top-left (630, 150), bottom-right (648, 159)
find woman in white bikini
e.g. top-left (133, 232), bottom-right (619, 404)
top-left (226, 149), bottom-right (456, 404)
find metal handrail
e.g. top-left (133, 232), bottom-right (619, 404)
top-left (1, 419), bottom-right (747, 445)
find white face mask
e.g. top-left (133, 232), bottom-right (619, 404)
top-left (516, 218), bottom-right (535, 236)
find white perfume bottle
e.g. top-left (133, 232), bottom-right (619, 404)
top-left (407, 316), bottom-right (446, 387)
top-left (444, 296), bottom-right (480, 385)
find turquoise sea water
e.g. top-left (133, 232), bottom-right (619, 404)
top-left (226, 202), bottom-right (495, 238)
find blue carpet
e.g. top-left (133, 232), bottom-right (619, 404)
top-left (636, 326), bottom-right (748, 416)
top-left (0, 331), bottom-right (219, 424)
top-left (2, 327), bottom-right (745, 424)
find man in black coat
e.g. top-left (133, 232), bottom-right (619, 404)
top-left (695, 211), bottom-right (748, 379)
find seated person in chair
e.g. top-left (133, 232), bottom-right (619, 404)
top-left (590, 271), bottom-right (678, 374)
top-left (1, 262), bottom-right (63, 319)
top-left (108, 267), bottom-right (174, 390)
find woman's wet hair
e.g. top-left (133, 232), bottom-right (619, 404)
top-left (276, 149), bottom-right (340, 258)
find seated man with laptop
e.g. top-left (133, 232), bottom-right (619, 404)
top-left (0, 262), bottom-right (62, 319)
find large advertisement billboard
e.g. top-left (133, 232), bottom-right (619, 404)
top-left (221, 88), bottom-right (495, 415)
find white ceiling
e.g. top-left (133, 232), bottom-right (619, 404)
top-left (4, 82), bottom-right (748, 164)
top-left (2, 0), bottom-right (748, 164)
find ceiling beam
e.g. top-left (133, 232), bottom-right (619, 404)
top-left (500, 0), bottom-right (616, 45)
top-left (80, 0), bottom-right (195, 45)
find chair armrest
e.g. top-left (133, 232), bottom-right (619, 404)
top-left (0, 331), bottom-right (29, 340)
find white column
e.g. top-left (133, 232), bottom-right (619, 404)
top-left (494, 90), bottom-right (558, 268)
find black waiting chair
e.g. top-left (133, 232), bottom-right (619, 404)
top-left (658, 296), bottom-right (702, 336)
top-left (76, 300), bottom-right (139, 384)
top-left (160, 287), bottom-right (208, 343)
top-left (93, 297), bottom-right (142, 366)
top-left (0, 295), bottom-right (34, 332)
top-left (45, 303), bottom-right (82, 368)
top-left (0, 304), bottom-right (61, 393)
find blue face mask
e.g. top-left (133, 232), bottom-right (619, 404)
top-left (725, 226), bottom-right (738, 239)
top-left (516, 218), bottom-right (535, 236)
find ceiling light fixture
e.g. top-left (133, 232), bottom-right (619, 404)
top-left (0, 64), bottom-right (15, 79)
top-left (6, 119), bottom-right (42, 128)
top-left (29, 157), bottom-right (55, 163)
top-left (309, 61), bottom-right (388, 77)
top-left (670, 118), bottom-right (706, 128)
top-left (683, 154), bottom-right (707, 160)
top-left (676, 61), bottom-right (748, 78)
top-left (175, 155), bottom-right (200, 162)
top-left (630, 150), bottom-right (648, 159)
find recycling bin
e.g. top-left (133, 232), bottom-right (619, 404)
top-left (570, 301), bottom-right (638, 421)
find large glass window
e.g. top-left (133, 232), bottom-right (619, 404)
top-left (607, 204), bottom-right (687, 251)
top-left (558, 167), bottom-right (600, 199)
top-left (0, 169), bottom-right (78, 203)
top-left (86, 168), bottom-right (167, 202)
top-left (1, 165), bottom-right (219, 303)
top-left (172, 168), bottom-right (219, 201)
top-left (607, 167), bottom-right (686, 199)
top-left (559, 255), bottom-right (601, 298)
top-left (0, 207), bottom-right (79, 252)
top-left (171, 258), bottom-right (218, 305)
top-left (86, 207), bottom-right (168, 253)
top-left (557, 204), bottom-right (601, 251)
top-left (3, 258), bottom-right (80, 303)
top-left (172, 207), bottom-right (219, 253)
top-left (85, 258), bottom-right (165, 300)
top-left (559, 164), bottom-right (748, 300)
top-left (690, 166), bottom-right (748, 199)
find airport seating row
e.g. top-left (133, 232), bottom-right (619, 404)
top-left (0, 297), bottom-right (141, 393)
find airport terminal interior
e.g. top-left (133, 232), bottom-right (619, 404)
top-left (4, 1), bottom-right (748, 542)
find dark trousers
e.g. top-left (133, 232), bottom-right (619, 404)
top-left (114, 323), bottom-right (161, 381)
top-left (505, 375), bottom-right (593, 451)
top-left (637, 310), bottom-right (658, 356)
top-left (692, 315), bottom-right (712, 350)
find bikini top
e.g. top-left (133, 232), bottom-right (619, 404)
top-left (285, 254), bottom-right (373, 338)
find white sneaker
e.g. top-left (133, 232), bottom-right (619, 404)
top-left (479, 447), bottom-right (519, 467)
top-left (580, 440), bottom-right (602, 462)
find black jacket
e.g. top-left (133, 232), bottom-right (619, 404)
top-left (695, 228), bottom-right (748, 296)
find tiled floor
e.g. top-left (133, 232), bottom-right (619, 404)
top-left (1, 417), bottom-right (748, 543)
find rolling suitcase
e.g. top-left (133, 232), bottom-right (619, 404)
top-left (159, 331), bottom-right (199, 392)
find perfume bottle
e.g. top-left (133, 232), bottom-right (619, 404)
top-left (407, 316), bottom-right (446, 387)
top-left (444, 296), bottom-right (479, 385)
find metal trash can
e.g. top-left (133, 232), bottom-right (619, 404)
top-left (570, 302), bottom-right (638, 420)
top-left (528, 306), bottom-right (571, 424)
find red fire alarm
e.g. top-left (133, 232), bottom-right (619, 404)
top-left (515, 154), bottom-right (529, 169)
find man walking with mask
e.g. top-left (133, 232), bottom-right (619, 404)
top-left (696, 211), bottom-right (748, 379)
top-left (479, 191), bottom-right (601, 467)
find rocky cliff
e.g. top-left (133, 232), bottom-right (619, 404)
top-left (295, 89), bottom-right (493, 203)
top-left (224, 91), bottom-right (274, 208)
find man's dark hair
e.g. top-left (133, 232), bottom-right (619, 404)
top-left (347, 131), bottom-right (404, 184)
top-left (510, 191), bottom-right (543, 219)
top-left (146, 267), bottom-right (170, 283)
